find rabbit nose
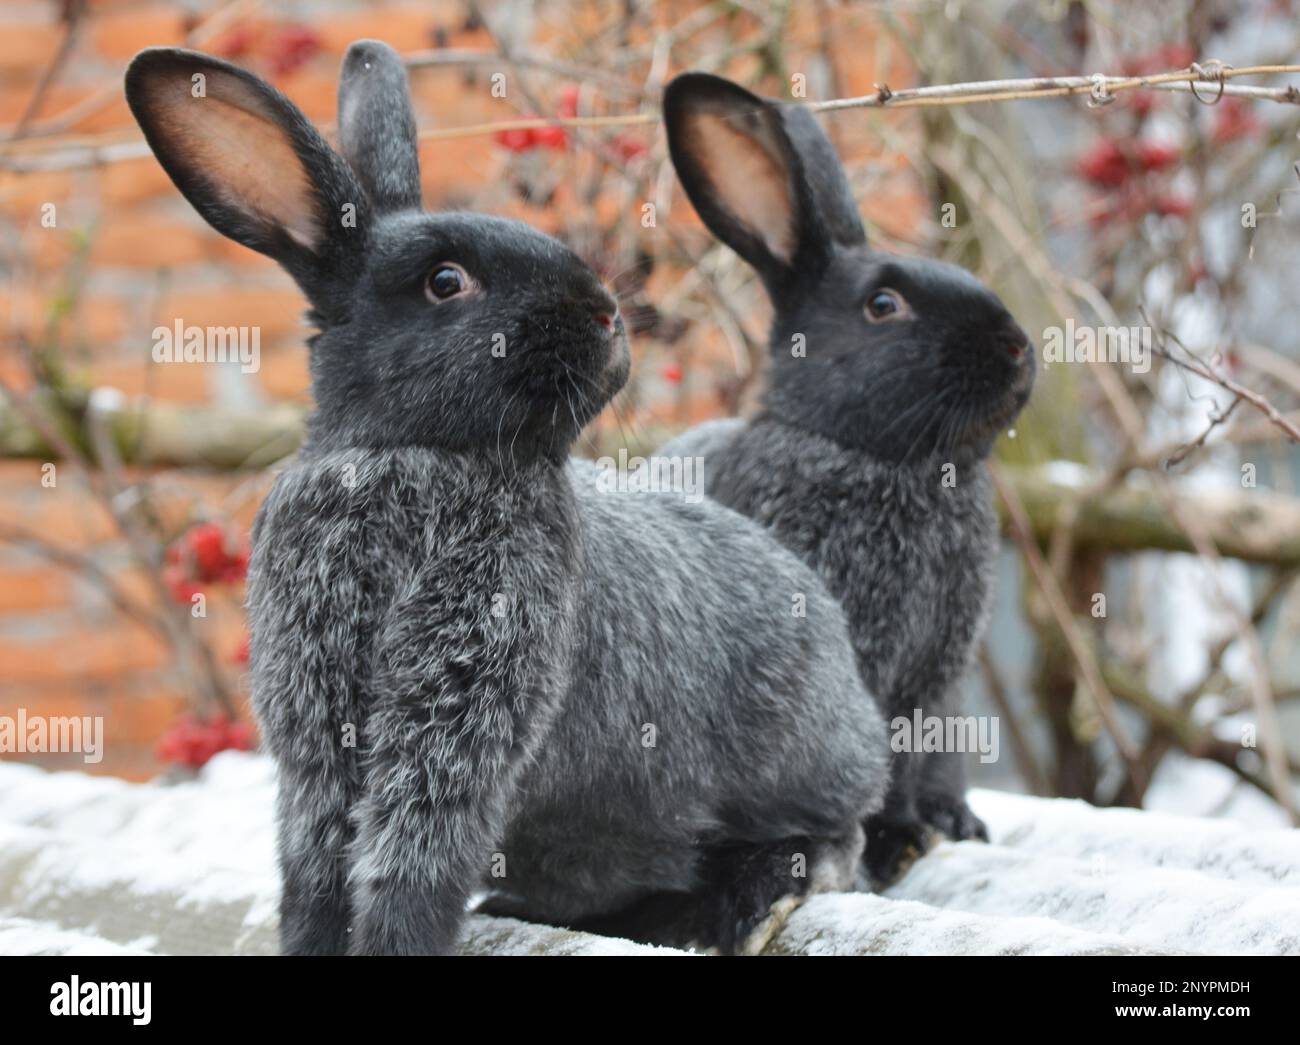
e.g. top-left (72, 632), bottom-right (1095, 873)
top-left (593, 302), bottom-right (621, 334)
top-left (999, 322), bottom-right (1031, 361)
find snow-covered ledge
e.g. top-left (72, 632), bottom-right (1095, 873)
top-left (1, 754), bottom-right (1297, 956)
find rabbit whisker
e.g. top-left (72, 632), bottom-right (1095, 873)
top-left (496, 387), bottom-right (521, 476)
top-left (898, 389), bottom-right (957, 464)
top-left (875, 386), bottom-right (947, 451)
top-left (554, 354), bottom-right (645, 452)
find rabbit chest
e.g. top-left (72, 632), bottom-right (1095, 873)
top-left (246, 447), bottom-right (582, 771)
top-left (707, 421), bottom-right (999, 713)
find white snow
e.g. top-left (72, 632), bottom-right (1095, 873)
top-left (1, 753), bottom-right (1297, 955)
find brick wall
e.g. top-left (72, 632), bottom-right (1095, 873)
top-left (0, 0), bottom-right (926, 779)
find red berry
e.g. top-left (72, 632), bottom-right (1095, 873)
top-left (215, 25), bottom-right (255, 59)
top-left (268, 25), bottom-right (321, 77)
top-left (1078, 140), bottom-right (1130, 188)
top-left (1212, 98), bottom-right (1262, 144)
top-left (1123, 43), bottom-right (1196, 76)
top-left (611, 133), bottom-right (648, 163)
top-left (164, 563), bottom-right (202, 605)
top-left (1136, 141), bottom-right (1180, 171)
top-left (218, 543), bottom-right (250, 583)
top-left (1155, 195), bottom-right (1193, 218)
top-left (185, 523), bottom-right (227, 581)
top-left (557, 84), bottom-right (581, 119)
top-left (493, 127), bottom-right (537, 152)
top-left (532, 125), bottom-right (569, 150)
top-left (223, 719), bottom-right (256, 751)
top-left (1160, 44), bottom-right (1197, 69)
top-left (157, 713), bottom-right (257, 768)
top-left (1128, 92), bottom-right (1157, 116)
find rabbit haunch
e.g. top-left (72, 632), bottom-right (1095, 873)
top-left (126, 41), bottom-right (888, 955)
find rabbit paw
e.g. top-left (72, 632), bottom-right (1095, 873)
top-left (711, 846), bottom-right (811, 955)
top-left (862, 815), bottom-right (938, 890)
top-left (735, 893), bottom-right (804, 956)
top-left (918, 793), bottom-right (989, 842)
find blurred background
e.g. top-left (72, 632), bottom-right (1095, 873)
top-left (1, 0), bottom-right (1298, 826)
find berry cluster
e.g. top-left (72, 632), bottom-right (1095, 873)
top-left (163, 523), bottom-right (249, 604)
top-left (156, 713), bottom-right (255, 769)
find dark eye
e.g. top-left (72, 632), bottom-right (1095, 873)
top-left (865, 288), bottom-right (908, 322)
top-left (425, 264), bottom-right (470, 302)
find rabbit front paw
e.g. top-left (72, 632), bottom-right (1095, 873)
top-left (706, 841), bottom-right (814, 955)
top-left (862, 815), bottom-right (938, 890)
top-left (918, 793), bottom-right (989, 843)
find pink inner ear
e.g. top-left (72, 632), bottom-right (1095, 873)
top-left (147, 68), bottom-right (322, 250)
top-left (683, 109), bottom-right (797, 263)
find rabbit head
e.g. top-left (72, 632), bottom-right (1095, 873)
top-left (664, 73), bottom-right (1035, 464)
top-left (126, 41), bottom-right (628, 464)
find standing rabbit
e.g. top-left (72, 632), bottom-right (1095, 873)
top-left (126, 42), bottom-right (887, 955)
top-left (659, 73), bottom-right (1037, 887)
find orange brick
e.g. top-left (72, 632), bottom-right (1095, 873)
top-left (0, 289), bottom-right (128, 347)
top-left (8, 492), bottom-right (119, 545)
top-left (256, 347), bottom-right (312, 401)
top-left (0, 568), bottom-right (71, 612)
top-left (0, 620), bottom-right (170, 682)
top-left (0, 170), bottom-right (76, 219)
top-left (314, 6), bottom-right (445, 54)
top-left (0, 686), bottom-right (91, 721)
top-left (90, 213), bottom-right (210, 268)
top-left (100, 157), bottom-right (176, 207)
top-left (0, 84), bottom-right (130, 137)
top-left (417, 136), bottom-right (496, 201)
top-left (92, 4), bottom-right (187, 59)
top-left (0, 21), bottom-right (62, 75)
top-left (274, 69), bottom-right (337, 123)
top-left (152, 287), bottom-right (310, 342)
top-left (93, 688), bottom-right (189, 745)
top-left (88, 356), bottom-right (215, 403)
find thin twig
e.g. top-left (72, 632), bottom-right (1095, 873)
top-left (990, 463), bottom-right (1144, 770)
top-left (3, 61), bottom-right (1298, 172)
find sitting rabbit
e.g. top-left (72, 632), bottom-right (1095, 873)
top-left (659, 73), bottom-right (1037, 887)
top-left (126, 41), bottom-right (887, 955)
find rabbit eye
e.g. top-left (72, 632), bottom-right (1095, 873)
top-left (865, 288), bottom-right (908, 322)
top-left (426, 264), bottom-right (471, 302)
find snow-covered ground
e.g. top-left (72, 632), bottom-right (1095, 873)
top-left (1, 753), bottom-right (1298, 955)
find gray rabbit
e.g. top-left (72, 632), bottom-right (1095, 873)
top-left (659, 73), bottom-right (1036, 887)
top-left (126, 42), bottom-right (887, 955)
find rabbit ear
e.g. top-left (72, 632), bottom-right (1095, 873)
top-left (125, 47), bottom-right (367, 312)
top-left (777, 106), bottom-right (867, 250)
top-left (664, 72), bottom-right (863, 296)
top-left (337, 40), bottom-right (422, 214)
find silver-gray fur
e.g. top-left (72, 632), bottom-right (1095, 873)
top-left (127, 42), bottom-right (888, 955)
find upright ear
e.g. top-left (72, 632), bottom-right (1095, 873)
top-left (125, 48), bottom-right (367, 315)
top-left (664, 72), bottom-right (864, 298)
top-left (337, 40), bottom-right (422, 214)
